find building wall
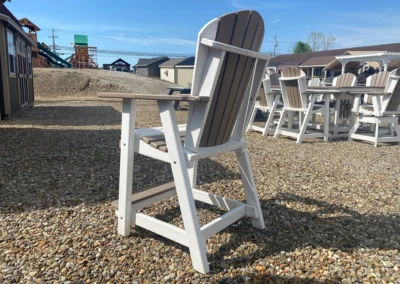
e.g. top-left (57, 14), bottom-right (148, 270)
top-left (136, 67), bottom-right (149, 77)
top-left (160, 67), bottom-right (176, 83)
top-left (147, 63), bottom-right (161, 77)
top-left (176, 67), bottom-right (194, 87)
top-left (0, 20), bottom-right (34, 118)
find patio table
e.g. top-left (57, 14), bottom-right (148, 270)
top-left (167, 87), bottom-right (191, 110)
top-left (270, 85), bottom-right (386, 140)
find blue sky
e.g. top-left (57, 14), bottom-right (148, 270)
top-left (6, 0), bottom-right (400, 66)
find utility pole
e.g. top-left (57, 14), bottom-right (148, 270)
top-left (49, 29), bottom-right (58, 54)
top-left (273, 34), bottom-right (278, 57)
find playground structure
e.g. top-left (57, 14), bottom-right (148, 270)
top-left (68, 35), bottom-right (98, 69)
top-left (20, 18), bottom-right (72, 68)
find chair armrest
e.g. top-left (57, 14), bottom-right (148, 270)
top-left (98, 93), bottom-right (209, 102)
top-left (347, 92), bottom-right (391, 96)
top-left (200, 38), bottom-right (271, 61)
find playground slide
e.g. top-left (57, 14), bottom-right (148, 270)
top-left (38, 51), bottom-right (63, 67)
top-left (37, 42), bottom-right (73, 68)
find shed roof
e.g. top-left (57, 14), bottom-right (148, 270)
top-left (135, 56), bottom-right (169, 67)
top-left (299, 55), bottom-right (336, 67)
top-left (0, 4), bottom-right (36, 46)
top-left (0, 4), bottom-right (22, 28)
top-left (110, 58), bottom-right (130, 66)
top-left (159, 58), bottom-right (186, 67)
top-left (269, 42), bottom-right (400, 68)
top-left (176, 56), bottom-right (195, 66)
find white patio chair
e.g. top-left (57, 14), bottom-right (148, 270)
top-left (331, 73), bottom-right (356, 138)
top-left (246, 73), bottom-right (283, 135)
top-left (274, 66), bottom-right (326, 143)
top-left (308, 78), bottom-right (323, 124)
top-left (98, 10), bottom-right (269, 274)
top-left (349, 68), bottom-right (400, 146)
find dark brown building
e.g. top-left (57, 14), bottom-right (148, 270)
top-left (134, 56), bottom-right (169, 77)
top-left (0, 2), bottom-right (36, 119)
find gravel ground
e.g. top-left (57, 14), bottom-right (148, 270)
top-left (0, 95), bottom-right (399, 283)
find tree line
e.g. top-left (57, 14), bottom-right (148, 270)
top-left (290, 31), bottom-right (337, 54)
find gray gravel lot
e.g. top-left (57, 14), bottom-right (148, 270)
top-left (0, 95), bottom-right (399, 283)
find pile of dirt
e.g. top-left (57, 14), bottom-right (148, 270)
top-left (33, 68), bottom-right (178, 97)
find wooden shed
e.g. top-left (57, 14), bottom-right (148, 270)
top-left (0, 3), bottom-right (36, 119)
top-left (134, 56), bottom-right (169, 77)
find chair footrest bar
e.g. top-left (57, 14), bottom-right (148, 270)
top-left (192, 188), bottom-right (257, 218)
top-left (135, 213), bottom-right (189, 247)
top-left (200, 204), bottom-right (246, 240)
top-left (111, 182), bottom-right (176, 211)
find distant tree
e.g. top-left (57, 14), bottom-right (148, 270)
top-left (307, 31), bottom-right (337, 51)
top-left (291, 41), bottom-right (312, 54)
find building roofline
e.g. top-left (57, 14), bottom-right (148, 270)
top-left (0, 13), bottom-right (36, 46)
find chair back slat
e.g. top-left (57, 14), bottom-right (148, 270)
top-left (333, 73), bottom-right (356, 87)
top-left (383, 68), bottom-right (400, 112)
top-left (280, 66), bottom-right (306, 109)
top-left (260, 73), bottom-right (281, 107)
top-left (198, 10), bottom-right (264, 147)
top-left (258, 84), bottom-right (268, 107)
top-left (269, 73), bottom-right (281, 86)
top-left (308, 78), bottom-right (321, 87)
top-left (333, 73), bottom-right (356, 118)
top-left (365, 71), bottom-right (390, 105)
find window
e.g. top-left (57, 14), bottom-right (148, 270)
top-left (7, 30), bottom-right (15, 75)
top-left (28, 46), bottom-right (32, 76)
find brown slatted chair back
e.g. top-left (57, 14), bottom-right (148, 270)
top-left (383, 68), bottom-right (400, 112)
top-left (259, 84), bottom-right (268, 107)
top-left (259, 73), bottom-right (281, 107)
top-left (333, 73), bottom-right (356, 87)
top-left (269, 73), bottom-right (281, 86)
top-left (280, 66), bottom-right (305, 109)
top-left (368, 71), bottom-right (390, 87)
top-left (197, 10), bottom-right (265, 147)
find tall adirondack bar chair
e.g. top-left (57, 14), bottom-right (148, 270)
top-left (274, 67), bottom-right (327, 143)
top-left (247, 73), bottom-right (282, 135)
top-left (349, 68), bottom-right (400, 146)
top-left (98, 10), bottom-right (270, 274)
top-left (331, 73), bottom-right (356, 138)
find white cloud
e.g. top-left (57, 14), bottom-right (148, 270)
top-left (271, 19), bottom-right (282, 23)
top-left (231, 0), bottom-right (296, 10)
top-left (332, 24), bottom-right (400, 47)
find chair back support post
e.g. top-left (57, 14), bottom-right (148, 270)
top-left (382, 68), bottom-right (400, 113)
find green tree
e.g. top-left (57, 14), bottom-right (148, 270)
top-left (291, 41), bottom-right (312, 54)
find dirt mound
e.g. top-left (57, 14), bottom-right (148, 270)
top-left (33, 68), bottom-right (178, 97)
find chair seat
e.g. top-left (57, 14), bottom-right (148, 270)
top-left (314, 101), bottom-right (336, 108)
top-left (137, 124), bottom-right (187, 152)
top-left (359, 104), bottom-right (374, 114)
top-left (256, 103), bottom-right (284, 110)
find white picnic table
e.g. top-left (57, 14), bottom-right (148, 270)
top-left (270, 85), bottom-right (387, 140)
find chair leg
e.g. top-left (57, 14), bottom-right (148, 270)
top-left (274, 109), bottom-right (287, 138)
top-left (288, 111), bottom-right (293, 130)
top-left (263, 105), bottom-right (277, 137)
top-left (188, 161), bottom-right (198, 189)
top-left (118, 99), bottom-right (137, 236)
top-left (348, 120), bottom-right (360, 142)
top-left (374, 119), bottom-right (379, 147)
top-left (296, 98), bottom-right (316, 144)
top-left (236, 149), bottom-right (265, 229)
top-left (158, 101), bottom-right (209, 274)
top-left (246, 107), bottom-right (258, 132)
